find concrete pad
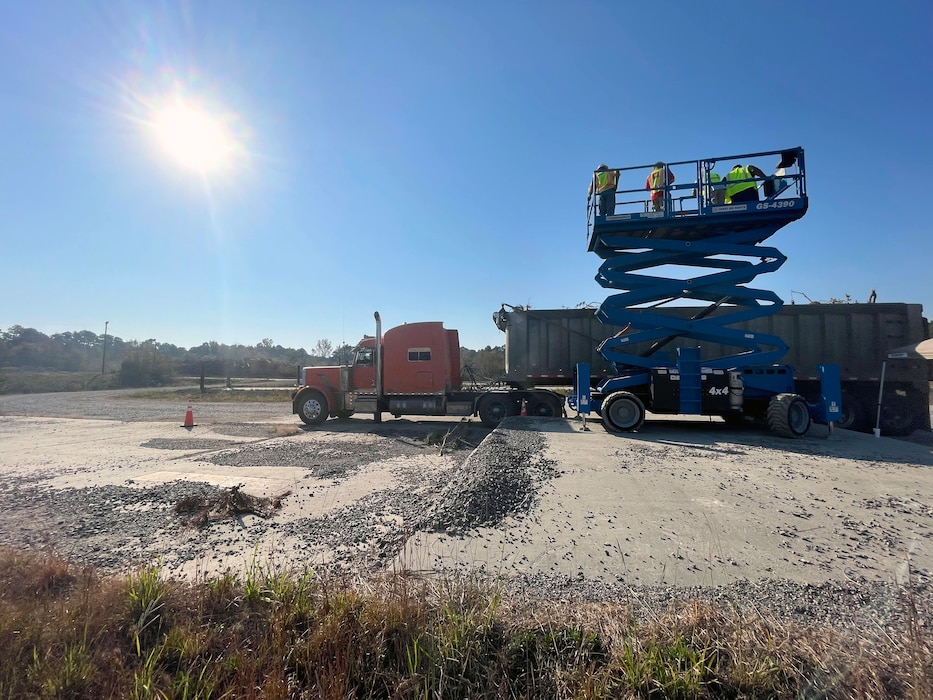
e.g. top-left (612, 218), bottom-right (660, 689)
top-left (395, 416), bottom-right (933, 586)
top-left (2, 410), bottom-right (933, 587)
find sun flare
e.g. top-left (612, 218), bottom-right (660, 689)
top-left (153, 99), bottom-right (239, 173)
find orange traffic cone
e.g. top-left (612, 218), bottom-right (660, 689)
top-left (181, 399), bottom-right (196, 428)
top-left (520, 398), bottom-right (528, 416)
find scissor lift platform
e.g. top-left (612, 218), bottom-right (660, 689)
top-left (587, 201), bottom-right (808, 256)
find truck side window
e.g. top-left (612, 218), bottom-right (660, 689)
top-left (355, 349), bottom-right (373, 366)
top-left (408, 348), bottom-right (431, 361)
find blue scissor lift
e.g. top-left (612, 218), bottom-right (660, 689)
top-left (583, 146), bottom-right (840, 437)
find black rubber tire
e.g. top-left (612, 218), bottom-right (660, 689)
top-left (837, 390), bottom-right (869, 432)
top-left (528, 395), bottom-right (561, 418)
top-left (479, 394), bottom-right (514, 428)
top-left (880, 394), bottom-right (916, 437)
top-left (297, 390), bottom-right (329, 426)
top-left (601, 391), bottom-right (646, 433)
top-left (766, 393), bottom-right (810, 438)
top-left (334, 410), bottom-right (354, 420)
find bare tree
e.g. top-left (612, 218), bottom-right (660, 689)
top-left (313, 339), bottom-right (333, 360)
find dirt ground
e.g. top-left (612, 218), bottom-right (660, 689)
top-left (401, 417), bottom-right (933, 587)
top-left (1, 391), bottom-right (932, 590)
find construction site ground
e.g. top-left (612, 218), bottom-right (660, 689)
top-left (1, 389), bottom-right (932, 593)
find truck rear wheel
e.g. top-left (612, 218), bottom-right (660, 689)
top-left (601, 391), bottom-right (645, 433)
top-left (880, 392), bottom-right (916, 436)
top-left (838, 390), bottom-right (869, 432)
top-left (766, 393), bottom-right (810, 438)
top-left (528, 395), bottom-right (562, 417)
top-left (297, 390), bottom-right (329, 426)
top-left (479, 394), bottom-right (514, 428)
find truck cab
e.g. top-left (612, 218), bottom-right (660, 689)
top-left (292, 321), bottom-right (466, 425)
top-left (291, 317), bottom-right (565, 427)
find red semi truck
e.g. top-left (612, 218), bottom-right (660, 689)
top-left (291, 313), bottom-right (564, 428)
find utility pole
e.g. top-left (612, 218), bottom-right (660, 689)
top-left (101, 321), bottom-right (109, 375)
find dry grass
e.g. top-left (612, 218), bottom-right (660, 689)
top-left (0, 546), bottom-right (930, 699)
top-left (271, 424), bottom-right (303, 438)
top-left (0, 370), bottom-right (121, 394)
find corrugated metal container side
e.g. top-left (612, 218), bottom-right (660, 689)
top-left (502, 309), bottom-right (624, 384)
top-left (501, 304), bottom-right (928, 383)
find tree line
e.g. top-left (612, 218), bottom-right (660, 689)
top-left (0, 325), bottom-right (505, 389)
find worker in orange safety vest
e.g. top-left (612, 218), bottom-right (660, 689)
top-left (646, 162), bottom-right (674, 212)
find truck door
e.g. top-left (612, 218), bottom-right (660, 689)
top-left (352, 347), bottom-right (376, 390)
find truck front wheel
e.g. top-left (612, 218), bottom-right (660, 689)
top-left (297, 391), bottom-right (329, 426)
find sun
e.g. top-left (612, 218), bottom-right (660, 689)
top-left (152, 98), bottom-right (239, 173)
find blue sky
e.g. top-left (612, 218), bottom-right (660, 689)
top-left (2, 1), bottom-right (931, 353)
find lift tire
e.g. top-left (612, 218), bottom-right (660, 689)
top-left (601, 391), bottom-right (646, 433)
top-left (478, 394), bottom-right (515, 428)
top-left (837, 390), bottom-right (869, 432)
top-left (297, 390), bottom-right (329, 426)
top-left (766, 393), bottom-right (810, 438)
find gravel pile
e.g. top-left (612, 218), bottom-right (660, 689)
top-left (277, 487), bottom-right (441, 571)
top-left (0, 419), bottom-right (500, 576)
top-left (142, 438), bottom-right (242, 451)
top-left (423, 424), bottom-right (558, 533)
top-left (0, 478), bottom-right (217, 571)
top-left (266, 424), bottom-right (559, 571)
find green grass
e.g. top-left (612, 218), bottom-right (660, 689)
top-left (0, 547), bottom-right (929, 699)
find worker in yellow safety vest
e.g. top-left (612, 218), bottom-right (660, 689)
top-left (706, 170), bottom-right (726, 205)
top-left (588, 164), bottom-right (620, 216)
top-left (645, 162), bottom-right (674, 212)
top-left (725, 163), bottom-right (767, 203)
